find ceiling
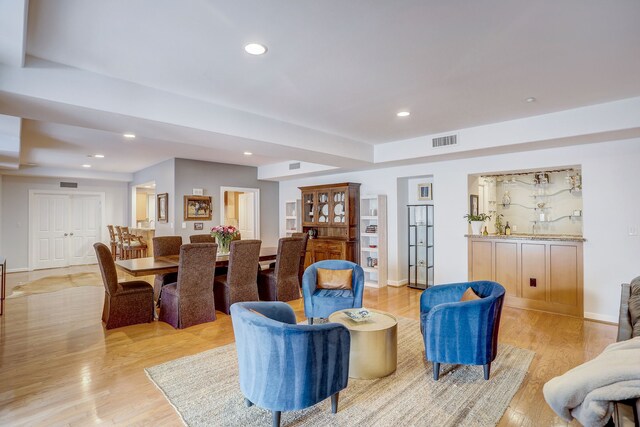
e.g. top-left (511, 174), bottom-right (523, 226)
top-left (1, 0), bottom-right (640, 177)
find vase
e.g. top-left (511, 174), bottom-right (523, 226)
top-left (218, 241), bottom-right (230, 255)
top-left (470, 221), bottom-right (484, 235)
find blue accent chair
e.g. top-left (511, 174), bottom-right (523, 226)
top-left (230, 302), bottom-right (351, 427)
top-left (302, 260), bottom-right (365, 324)
top-left (420, 280), bottom-right (505, 381)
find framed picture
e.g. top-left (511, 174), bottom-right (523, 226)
top-left (417, 183), bottom-right (432, 201)
top-left (184, 195), bottom-right (212, 221)
top-left (194, 222), bottom-right (204, 230)
top-left (157, 193), bottom-right (168, 223)
top-left (469, 194), bottom-right (479, 216)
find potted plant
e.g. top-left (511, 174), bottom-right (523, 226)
top-left (463, 213), bottom-right (491, 235)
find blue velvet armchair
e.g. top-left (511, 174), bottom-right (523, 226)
top-left (230, 302), bottom-right (351, 427)
top-left (302, 260), bottom-right (365, 324)
top-left (420, 281), bottom-right (505, 381)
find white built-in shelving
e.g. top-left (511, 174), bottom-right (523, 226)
top-left (360, 195), bottom-right (387, 288)
top-left (284, 200), bottom-right (301, 236)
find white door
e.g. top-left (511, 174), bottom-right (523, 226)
top-left (33, 194), bottom-right (70, 269)
top-left (68, 195), bottom-right (101, 265)
top-left (32, 193), bottom-right (102, 270)
top-left (238, 193), bottom-right (255, 239)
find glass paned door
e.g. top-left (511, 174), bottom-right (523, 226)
top-left (302, 192), bottom-right (315, 224)
top-left (317, 191), bottom-right (330, 224)
top-left (330, 189), bottom-right (346, 225)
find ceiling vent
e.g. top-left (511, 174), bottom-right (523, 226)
top-left (60, 182), bottom-right (78, 188)
top-left (432, 134), bottom-right (458, 148)
top-left (289, 162), bottom-right (301, 170)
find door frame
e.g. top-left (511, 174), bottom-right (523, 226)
top-left (28, 190), bottom-right (106, 271)
top-left (219, 186), bottom-right (260, 240)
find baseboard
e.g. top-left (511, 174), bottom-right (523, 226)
top-left (7, 268), bottom-right (28, 273)
top-left (584, 312), bottom-right (618, 324)
top-left (387, 279), bottom-right (408, 287)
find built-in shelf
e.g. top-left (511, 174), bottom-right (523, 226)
top-left (283, 200), bottom-right (301, 237)
top-left (360, 195), bottom-right (387, 288)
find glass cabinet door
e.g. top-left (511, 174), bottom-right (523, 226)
top-left (302, 192), bottom-right (316, 224)
top-left (316, 190), bottom-right (330, 224)
top-left (330, 189), bottom-right (347, 225)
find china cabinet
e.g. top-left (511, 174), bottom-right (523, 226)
top-left (299, 182), bottom-right (360, 268)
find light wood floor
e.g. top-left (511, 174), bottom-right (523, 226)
top-left (0, 266), bottom-right (617, 426)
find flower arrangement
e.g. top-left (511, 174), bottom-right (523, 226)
top-left (211, 225), bottom-right (239, 253)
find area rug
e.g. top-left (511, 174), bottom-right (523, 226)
top-left (8, 272), bottom-right (103, 298)
top-left (145, 318), bottom-right (534, 426)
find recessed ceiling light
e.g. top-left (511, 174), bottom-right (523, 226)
top-left (397, 111), bottom-right (411, 117)
top-left (82, 164), bottom-right (91, 168)
top-left (123, 133), bottom-right (136, 139)
top-left (526, 97), bottom-right (536, 103)
top-left (243, 151), bottom-right (253, 156)
top-left (94, 154), bottom-right (105, 158)
top-left (244, 43), bottom-right (267, 55)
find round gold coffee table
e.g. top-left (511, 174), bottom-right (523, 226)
top-left (328, 308), bottom-right (398, 379)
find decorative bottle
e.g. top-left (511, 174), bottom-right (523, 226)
top-left (482, 226), bottom-right (488, 236)
top-left (505, 222), bottom-right (511, 236)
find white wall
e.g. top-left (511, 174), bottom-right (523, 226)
top-left (131, 158), bottom-right (175, 237)
top-left (280, 138), bottom-right (640, 322)
top-left (1, 175), bottom-right (129, 270)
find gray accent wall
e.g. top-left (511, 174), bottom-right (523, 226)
top-left (0, 175), bottom-right (128, 270)
top-left (173, 159), bottom-right (279, 247)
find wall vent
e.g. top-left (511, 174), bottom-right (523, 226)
top-left (432, 134), bottom-right (458, 148)
top-left (289, 162), bottom-right (301, 170)
top-left (60, 182), bottom-right (78, 188)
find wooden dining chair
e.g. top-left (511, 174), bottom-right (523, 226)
top-left (107, 225), bottom-right (120, 260)
top-left (116, 226), bottom-right (148, 260)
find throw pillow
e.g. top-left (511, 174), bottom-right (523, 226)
top-left (317, 268), bottom-right (353, 290)
top-left (460, 287), bottom-right (481, 302)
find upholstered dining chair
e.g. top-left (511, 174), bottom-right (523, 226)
top-left (93, 242), bottom-right (154, 329)
top-left (152, 236), bottom-right (183, 303)
top-left (258, 237), bottom-right (306, 302)
top-left (159, 243), bottom-right (218, 328)
top-left (189, 234), bottom-right (215, 243)
top-left (230, 302), bottom-right (350, 427)
top-left (292, 232), bottom-right (309, 283)
top-left (214, 239), bottom-right (261, 314)
top-left (420, 280), bottom-right (505, 380)
top-left (302, 260), bottom-right (365, 324)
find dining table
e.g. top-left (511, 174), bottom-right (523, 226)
top-left (115, 246), bottom-right (278, 277)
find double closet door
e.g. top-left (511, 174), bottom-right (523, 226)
top-left (32, 193), bottom-right (102, 270)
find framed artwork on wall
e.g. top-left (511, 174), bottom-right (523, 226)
top-left (417, 183), bottom-right (433, 201)
top-left (469, 194), bottom-right (479, 216)
top-left (157, 193), bottom-right (168, 223)
top-left (194, 222), bottom-right (204, 230)
top-left (184, 195), bottom-right (212, 221)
